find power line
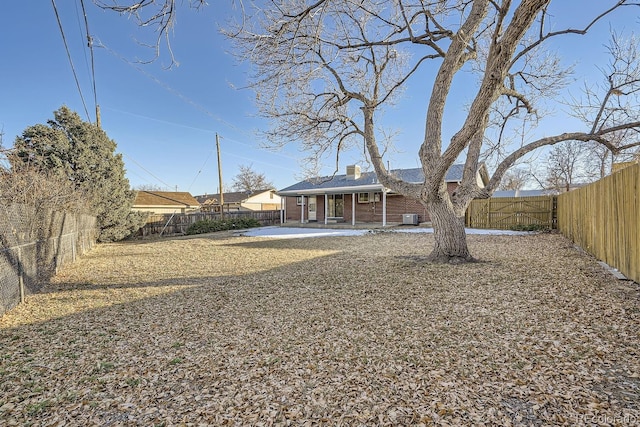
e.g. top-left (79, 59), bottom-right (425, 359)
top-left (187, 149), bottom-right (215, 192)
top-left (121, 152), bottom-right (173, 189)
top-left (73, 0), bottom-right (91, 78)
top-left (102, 106), bottom-right (302, 165)
top-left (78, 0), bottom-right (100, 127)
top-left (51, 0), bottom-right (91, 123)
top-left (95, 39), bottom-right (244, 133)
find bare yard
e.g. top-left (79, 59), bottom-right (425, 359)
top-left (1, 230), bottom-right (639, 426)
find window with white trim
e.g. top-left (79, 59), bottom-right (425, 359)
top-left (358, 192), bottom-right (370, 203)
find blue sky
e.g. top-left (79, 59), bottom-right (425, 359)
top-left (0, 2), bottom-right (637, 195)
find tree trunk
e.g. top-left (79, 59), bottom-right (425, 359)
top-left (426, 198), bottom-right (474, 264)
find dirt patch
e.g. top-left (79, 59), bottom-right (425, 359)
top-left (1, 232), bottom-right (639, 425)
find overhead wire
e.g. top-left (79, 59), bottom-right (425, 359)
top-left (78, 0), bottom-right (99, 126)
top-left (95, 38), bottom-right (248, 135)
top-left (51, 0), bottom-right (92, 123)
top-left (122, 152), bottom-right (173, 189)
top-left (187, 150), bottom-right (215, 192)
top-left (73, 1), bottom-right (91, 78)
top-left (126, 168), bottom-right (166, 189)
top-left (96, 39), bottom-right (304, 189)
top-left (103, 106), bottom-right (301, 166)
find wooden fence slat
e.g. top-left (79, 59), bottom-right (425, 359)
top-left (557, 163), bottom-right (639, 284)
top-left (466, 196), bottom-right (556, 230)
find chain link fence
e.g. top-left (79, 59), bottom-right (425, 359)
top-left (1, 204), bottom-right (96, 316)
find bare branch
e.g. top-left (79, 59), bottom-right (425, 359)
top-left (92, 0), bottom-right (207, 68)
top-left (511, 1), bottom-right (640, 67)
top-left (487, 121), bottom-right (640, 193)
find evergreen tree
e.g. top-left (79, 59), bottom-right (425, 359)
top-left (11, 106), bottom-right (145, 242)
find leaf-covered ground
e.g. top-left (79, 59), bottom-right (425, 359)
top-left (1, 231), bottom-right (639, 426)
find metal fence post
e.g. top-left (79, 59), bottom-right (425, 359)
top-left (17, 246), bottom-right (25, 304)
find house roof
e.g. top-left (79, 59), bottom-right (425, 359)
top-left (133, 191), bottom-right (200, 207)
top-left (492, 189), bottom-right (558, 198)
top-left (278, 164), bottom-right (476, 195)
top-left (195, 189), bottom-right (275, 205)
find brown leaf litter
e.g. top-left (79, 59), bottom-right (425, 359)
top-left (1, 231), bottom-right (638, 426)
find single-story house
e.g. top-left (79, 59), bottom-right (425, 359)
top-left (492, 189), bottom-right (558, 198)
top-left (277, 164), bottom-right (489, 225)
top-left (195, 189), bottom-right (281, 212)
top-left (132, 191), bottom-right (201, 214)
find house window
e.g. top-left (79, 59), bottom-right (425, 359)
top-left (373, 192), bottom-right (381, 202)
top-left (358, 192), bottom-right (370, 203)
top-left (296, 196), bottom-right (304, 205)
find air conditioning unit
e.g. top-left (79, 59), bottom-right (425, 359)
top-left (402, 213), bottom-right (419, 225)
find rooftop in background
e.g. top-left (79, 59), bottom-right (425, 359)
top-left (133, 191), bottom-right (200, 207)
top-left (492, 189), bottom-right (558, 198)
top-left (194, 189), bottom-right (276, 204)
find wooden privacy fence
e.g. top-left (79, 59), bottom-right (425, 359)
top-left (139, 210), bottom-right (283, 236)
top-left (466, 196), bottom-right (557, 230)
top-left (557, 163), bottom-right (639, 284)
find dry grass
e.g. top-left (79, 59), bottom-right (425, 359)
top-left (1, 230), bottom-right (639, 426)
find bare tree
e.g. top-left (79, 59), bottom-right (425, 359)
top-left (542, 140), bottom-right (591, 192)
top-left (0, 163), bottom-right (91, 238)
top-left (97, 0), bottom-right (640, 262)
top-left (567, 30), bottom-right (640, 177)
top-left (226, 0), bottom-right (640, 262)
top-left (498, 167), bottom-right (531, 191)
top-left (135, 184), bottom-right (168, 191)
top-left (231, 164), bottom-right (274, 193)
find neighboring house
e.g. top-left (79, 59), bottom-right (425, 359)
top-left (278, 164), bottom-right (489, 225)
top-left (194, 189), bottom-right (281, 212)
top-left (132, 191), bottom-right (200, 214)
top-left (492, 189), bottom-right (558, 198)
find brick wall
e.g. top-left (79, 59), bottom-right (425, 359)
top-left (283, 183), bottom-right (459, 224)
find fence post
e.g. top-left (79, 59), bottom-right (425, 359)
top-left (72, 234), bottom-right (77, 262)
top-left (486, 199), bottom-right (491, 228)
top-left (17, 246), bottom-right (25, 304)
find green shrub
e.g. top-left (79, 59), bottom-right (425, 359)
top-left (186, 217), bottom-right (261, 235)
top-left (509, 223), bottom-right (550, 232)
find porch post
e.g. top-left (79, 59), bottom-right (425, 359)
top-left (382, 190), bottom-right (387, 227)
top-left (281, 197), bottom-right (285, 224)
top-left (324, 194), bottom-right (328, 225)
top-left (301, 195), bottom-right (305, 224)
top-left (352, 193), bottom-right (356, 226)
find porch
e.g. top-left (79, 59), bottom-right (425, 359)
top-left (272, 220), bottom-right (433, 230)
top-left (280, 193), bottom-right (430, 227)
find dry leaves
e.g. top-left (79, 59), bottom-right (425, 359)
top-left (1, 231), bottom-right (639, 426)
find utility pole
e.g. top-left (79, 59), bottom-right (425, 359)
top-left (216, 133), bottom-right (224, 216)
top-left (96, 105), bottom-right (101, 129)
